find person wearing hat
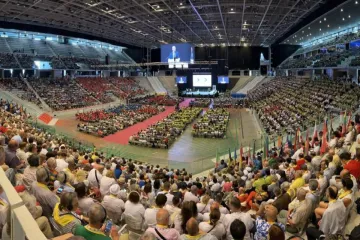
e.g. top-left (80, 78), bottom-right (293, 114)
top-left (170, 183), bottom-right (182, 200)
top-left (102, 184), bottom-right (125, 224)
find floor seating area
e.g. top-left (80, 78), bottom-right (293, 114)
top-left (129, 107), bottom-right (202, 148)
top-left (192, 108), bottom-right (229, 138)
top-left (129, 95), bottom-right (182, 106)
top-left (76, 104), bottom-right (165, 137)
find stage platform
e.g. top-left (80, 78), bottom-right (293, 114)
top-left (181, 89), bottom-right (218, 97)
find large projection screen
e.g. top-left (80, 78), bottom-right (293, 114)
top-left (193, 74), bottom-right (212, 87)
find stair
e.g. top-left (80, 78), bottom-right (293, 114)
top-left (158, 76), bottom-right (177, 96)
top-left (231, 76), bottom-right (254, 93)
top-left (135, 77), bottom-right (155, 94)
top-left (13, 54), bottom-right (22, 69)
top-left (237, 76), bottom-right (265, 94)
top-left (38, 113), bottom-right (53, 124)
top-left (147, 77), bottom-right (167, 95)
top-left (20, 76), bottom-right (52, 111)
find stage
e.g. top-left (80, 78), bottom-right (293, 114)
top-left (181, 89), bottom-right (218, 98)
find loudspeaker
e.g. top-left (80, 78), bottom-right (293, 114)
top-left (105, 54), bottom-right (110, 65)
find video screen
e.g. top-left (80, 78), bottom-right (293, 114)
top-left (34, 61), bottom-right (52, 70)
top-left (193, 74), bottom-right (212, 87)
top-left (161, 43), bottom-right (195, 63)
top-left (218, 76), bottom-right (229, 84)
top-left (176, 76), bottom-right (187, 84)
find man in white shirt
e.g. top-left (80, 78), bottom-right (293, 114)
top-left (87, 166), bottom-right (104, 188)
top-left (145, 208), bottom-right (180, 240)
top-left (165, 196), bottom-right (181, 220)
top-left (223, 197), bottom-right (253, 240)
top-left (184, 185), bottom-right (199, 203)
top-left (102, 184), bottom-right (125, 224)
top-left (180, 217), bottom-right (217, 240)
top-left (55, 152), bottom-right (68, 172)
top-left (291, 144), bottom-right (304, 160)
top-left (210, 178), bottom-right (221, 193)
top-left (144, 194), bottom-right (167, 228)
top-left (0, 185), bottom-right (8, 233)
top-left (158, 182), bottom-right (174, 205)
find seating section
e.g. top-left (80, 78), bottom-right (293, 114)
top-left (0, 53), bottom-right (19, 68)
top-left (76, 77), bottom-right (114, 103)
top-left (147, 77), bottom-right (167, 94)
top-left (129, 107), bottom-right (202, 148)
top-left (189, 98), bottom-right (211, 107)
top-left (28, 78), bottom-right (98, 111)
top-left (0, 77), bottom-right (42, 107)
top-left (76, 105), bottom-right (165, 137)
top-left (248, 76), bottom-right (360, 135)
top-left (129, 95), bottom-right (182, 106)
top-left (192, 108), bottom-right (229, 138)
top-left (107, 77), bottom-right (148, 99)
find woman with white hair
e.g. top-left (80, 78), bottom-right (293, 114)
top-left (102, 184), bottom-right (125, 224)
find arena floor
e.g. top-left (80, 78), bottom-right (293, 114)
top-left (54, 103), bottom-right (262, 173)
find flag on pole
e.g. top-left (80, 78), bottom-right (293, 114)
top-left (234, 147), bottom-right (237, 161)
top-left (263, 135), bottom-right (269, 159)
top-left (320, 118), bottom-right (328, 154)
top-left (247, 146), bottom-right (252, 165)
top-left (277, 135), bottom-right (282, 148)
top-left (294, 128), bottom-right (300, 151)
top-left (341, 111), bottom-right (347, 137)
top-left (347, 111), bottom-right (352, 131)
top-left (215, 149), bottom-right (219, 168)
top-left (305, 129), bottom-right (309, 155)
top-left (252, 140), bottom-right (256, 159)
top-left (240, 145), bottom-right (244, 162)
top-left (311, 121), bottom-right (318, 147)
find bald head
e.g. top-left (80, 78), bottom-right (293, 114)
top-left (186, 217), bottom-right (199, 236)
top-left (156, 209), bottom-right (169, 225)
top-left (210, 202), bottom-right (220, 212)
top-left (190, 185), bottom-right (198, 194)
top-left (8, 139), bottom-right (18, 151)
top-left (89, 204), bottom-right (106, 227)
top-left (340, 169), bottom-right (350, 179)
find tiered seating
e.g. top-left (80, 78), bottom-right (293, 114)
top-left (0, 38), bottom-right (11, 53)
top-left (76, 105), bottom-right (165, 137)
top-left (248, 76), bottom-right (360, 135)
top-left (107, 77), bottom-right (148, 99)
top-left (28, 77), bottom-right (98, 110)
top-left (76, 77), bottom-right (114, 103)
top-left (0, 53), bottom-right (20, 68)
top-left (17, 54), bottom-right (34, 68)
top-left (192, 108), bottom-right (229, 138)
top-left (7, 38), bottom-right (33, 54)
top-left (0, 77), bottom-right (41, 106)
top-left (129, 107), bottom-right (202, 148)
top-left (129, 95), bottom-right (181, 106)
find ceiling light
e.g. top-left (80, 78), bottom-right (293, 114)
top-left (308, 27), bottom-right (310, 29)
top-left (343, 18), bottom-right (345, 20)
top-left (319, 21), bottom-right (322, 23)
top-left (328, 25), bottom-right (330, 27)
top-left (349, 15), bottom-right (351, 18)
top-left (324, 18), bottom-right (326, 21)
top-left (319, 28), bottom-right (321, 31)
top-left (231, 8), bottom-right (233, 11)
top-left (180, 2), bottom-right (183, 5)
top-left (341, 9), bottom-right (343, 12)
top-left (356, 1), bottom-right (358, 4)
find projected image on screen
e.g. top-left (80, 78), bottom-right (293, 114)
top-left (218, 76), bottom-right (229, 84)
top-left (176, 76), bottom-right (187, 84)
top-left (34, 61), bottom-right (52, 70)
top-left (193, 75), bottom-right (212, 87)
top-left (161, 43), bottom-right (195, 63)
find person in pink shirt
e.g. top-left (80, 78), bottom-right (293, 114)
top-left (222, 178), bottom-right (232, 192)
top-left (145, 208), bottom-right (180, 240)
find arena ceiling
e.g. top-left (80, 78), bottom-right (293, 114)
top-left (0, 0), bottom-right (327, 48)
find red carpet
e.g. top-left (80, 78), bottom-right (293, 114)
top-left (103, 99), bottom-right (192, 145)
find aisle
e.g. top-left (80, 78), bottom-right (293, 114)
top-left (103, 99), bottom-right (192, 145)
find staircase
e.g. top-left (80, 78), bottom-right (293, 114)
top-left (158, 76), bottom-right (177, 96)
top-left (20, 76), bottom-right (52, 111)
top-left (237, 76), bottom-right (266, 94)
top-left (135, 77), bottom-right (155, 94)
top-left (147, 76), bottom-right (167, 94)
top-left (231, 76), bottom-right (254, 93)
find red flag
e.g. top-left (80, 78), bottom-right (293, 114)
top-left (320, 119), bottom-right (328, 154)
top-left (311, 121), bottom-right (318, 147)
top-left (305, 129), bottom-right (309, 155)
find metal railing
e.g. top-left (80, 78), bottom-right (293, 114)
top-left (0, 168), bottom-right (46, 240)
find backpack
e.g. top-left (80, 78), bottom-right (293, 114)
top-left (349, 225), bottom-right (360, 240)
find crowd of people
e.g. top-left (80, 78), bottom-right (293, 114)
top-left (27, 77), bottom-right (98, 111)
top-left (189, 99), bottom-right (211, 108)
top-left (76, 105), bottom-right (165, 137)
top-left (192, 109), bottom-right (229, 138)
top-left (247, 76), bottom-right (360, 136)
top-left (0, 77), bottom-right (42, 107)
top-left (130, 95), bottom-right (182, 106)
top-left (129, 107), bottom-right (202, 148)
top-left (1, 91), bottom-right (360, 240)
